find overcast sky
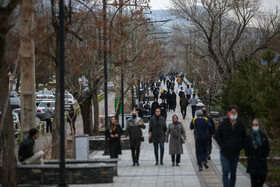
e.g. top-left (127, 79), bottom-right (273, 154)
top-left (150, 0), bottom-right (280, 11)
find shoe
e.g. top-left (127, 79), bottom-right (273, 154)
top-left (172, 163), bottom-right (175, 166)
top-left (176, 163), bottom-right (179, 166)
top-left (155, 162), bottom-right (158, 165)
top-left (136, 162), bottom-right (139, 166)
top-left (208, 156), bottom-right (211, 160)
top-left (203, 162), bottom-right (209, 169)
top-left (199, 166), bottom-right (203, 171)
top-left (160, 162), bottom-right (164, 165)
top-left (132, 163), bottom-right (136, 166)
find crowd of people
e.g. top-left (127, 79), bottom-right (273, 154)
top-left (18, 73), bottom-right (270, 187)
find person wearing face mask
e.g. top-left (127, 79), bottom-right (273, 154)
top-left (126, 111), bottom-right (146, 166)
top-left (166, 115), bottom-right (186, 166)
top-left (244, 119), bottom-right (270, 187)
top-left (18, 128), bottom-right (45, 164)
top-left (215, 105), bottom-right (247, 187)
top-left (149, 108), bottom-right (167, 165)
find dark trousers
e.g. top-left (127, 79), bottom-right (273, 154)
top-left (153, 142), bottom-right (164, 162)
top-left (250, 175), bottom-right (266, 187)
top-left (191, 105), bottom-right (196, 118)
top-left (171, 154), bottom-right (181, 163)
top-left (69, 121), bottom-right (76, 134)
top-left (181, 106), bottom-right (187, 119)
top-left (46, 118), bottom-right (52, 133)
top-left (220, 154), bottom-right (239, 187)
top-left (131, 146), bottom-right (140, 164)
top-left (208, 138), bottom-right (212, 156)
top-left (195, 139), bottom-right (208, 167)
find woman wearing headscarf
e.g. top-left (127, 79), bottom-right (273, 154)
top-left (166, 115), bottom-right (186, 166)
top-left (105, 117), bottom-right (123, 159)
top-left (244, 119), bottom-right (270, 187)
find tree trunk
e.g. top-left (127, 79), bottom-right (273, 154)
top-left (79, 95), bottom-right (94, 136)
top-left (20, 0), bottom-right (36, 140)
top-left (0, 32), bottom-right (17, 187)
top-left (52, 57), bottom-right (61, 159)
top-left (92, 90), bottom-right (99, 135)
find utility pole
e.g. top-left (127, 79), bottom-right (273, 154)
top-left (20, 0), bottom-right (36, 140)
top-left (103, 0), bottom-right (110, 155)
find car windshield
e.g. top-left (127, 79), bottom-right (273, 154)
top-left (65, 95), bottom-right (73, 99)
top-left (13, 115), bottom-right (17, 121)
top-left (39, 102), bottom-right (55, 108)
top-left (37, 90), bottom-right (53, 95)
top-left (10, 98), bottom-right (20, 105)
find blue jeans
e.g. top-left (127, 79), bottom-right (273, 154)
top-left (220, 154), bottom-right (239, 187)
top-left (195, 139), bottom-right (208, 167)
top-left (153, 142), bottom-right (164, 162)
top-left (191, 106), bottom-right (196, 118)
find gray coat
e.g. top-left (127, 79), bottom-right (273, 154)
top-left (44, 107), bottom-right (53, 119)
top-left (149, 116), bottom-right (167, 142)
top-left (166, 122), bottom-right (186, 155)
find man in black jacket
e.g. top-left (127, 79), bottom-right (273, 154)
top-left (151, 98), bottom-right (160, 117)
top-left (18, 128), bottom-right (44, 164)
top-left (149, 108), bottom-right (167, 165)
top-left (215, 105), bottom-right (246, 187)
top-left (180, 94), bottom-right (188, 119)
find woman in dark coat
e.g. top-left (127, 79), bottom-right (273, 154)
top-left (244, 119), bottom-right (270, 187)
top-left (169, 91), bottom-right (177, 111)
top-left (105, 117), bottom-right (123, 159)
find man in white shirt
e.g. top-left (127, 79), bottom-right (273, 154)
top-left (189, 94), bottom-right (198, 118)
top-left (185, 85), bottom-right (192, 100)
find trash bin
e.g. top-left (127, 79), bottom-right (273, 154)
top-left (75, 134), bottom-right (89, 160)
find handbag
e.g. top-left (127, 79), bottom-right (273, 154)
top-left (181, 137), bottom-right (185, 144)
top-left (141, 136), bottom-right (145, 142)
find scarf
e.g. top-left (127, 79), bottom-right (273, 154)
top-left (172, 122), bottom-right (180, 140)
top-left (251, 120), bottom-right (262, 150)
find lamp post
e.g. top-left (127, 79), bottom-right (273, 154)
top-left (58, 0), bottom-right (67, 186)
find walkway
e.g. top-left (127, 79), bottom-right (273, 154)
top-left (68, 80), bottom-right (251, 187)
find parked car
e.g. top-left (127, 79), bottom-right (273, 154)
top-left (12, 112), bottom-right (21, 131)
top-left (65, 93), bottom-right (76, 109)
top-left (10, 97), bottom-right (20, 110)
top-left (36, 90), bottom-right (55, 106)
top-left (36, 101), bottom-right (55, 120)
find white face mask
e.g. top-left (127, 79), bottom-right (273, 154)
top-left (252, 126), bottom-right (259, 131)
top-left (229, 114), bottom-right (238, 120)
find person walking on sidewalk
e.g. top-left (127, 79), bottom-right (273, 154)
top-left (106, 117), bottom-right (123, 159)
top-left (159, 99), bottom-right (168, 120)
top-left (151, 98), bottom-right (160, 117)
top-left (166, 115), bottom-right (186, 166)
top-left (185, 85), bottom-right (192, 100)
top-left (44, 103), bottom-right (53, 134)
top-left (215, 105), bottom-right (247, 187)
top-left (149, 108), bottom-right (167, 165)
top-left (244, 119), bottom-right (270, 187)
top-left (169, 91), bottom-right (177, 112)
top-left (202, 107), bottom-right (215, 160)
top-left (180, 94), bottom-right (188, 119)
top-left (67, 105), bottom-right (77, 135)
top-left (189, 94), bottom-right (198, 118)
top-left (190, 110), bottom-right (213, 171)
top-left (18, 128), bottom-right (45, 164)
top-left (126, 111), bottom-right (146, 166)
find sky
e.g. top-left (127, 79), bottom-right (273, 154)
top-left (150, 0), bottom-right (280, 10)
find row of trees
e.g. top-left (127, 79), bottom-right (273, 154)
top-left (170, 0), bottom-right (280, 112)
top-left (1, 0), bottom-right (169, 186)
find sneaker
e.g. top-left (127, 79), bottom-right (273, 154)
top-left (136, 162), bottom-right (139, 166)
top-left (176, 163), bottom-right (180, 166)
top-left (203, 162), bottom-right (209, 169)
top-left (172, 163), bottom-right (175, 166)
top-left (199, 166), bottom-right (203, 171)
top-left (160, 162), bottom-right (164, 165)
top-left (155, 162), bottom-right (158, 165)
top-left (132, 163), bottom-right (136, 166)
